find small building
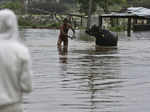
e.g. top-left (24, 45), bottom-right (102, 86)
top-left (99, 7), bottom-right (150, 36)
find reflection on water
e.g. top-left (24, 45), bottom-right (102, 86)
top-left (22, 29), bottom-right (150, 112)
top-left (57, 46), bottom-right (68, 64)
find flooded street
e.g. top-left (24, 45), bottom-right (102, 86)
top-left (22, 29), bottom-right (150, 112)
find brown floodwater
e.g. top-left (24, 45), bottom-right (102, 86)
top-left (22, 29), bottom-right (150, 112)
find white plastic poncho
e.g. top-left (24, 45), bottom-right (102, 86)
top-left (0, 9), bottom-right (32, 112)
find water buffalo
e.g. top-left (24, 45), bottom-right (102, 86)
top-left (86, 25), bottom-right (118, 46)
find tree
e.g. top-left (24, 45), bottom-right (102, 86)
top-left (76, 0), bottom-right (97, 14)
top-left (127, 0), bottom-right (150, 8)
top-left (28, 1), bottom-right (68, 14)
top-left (98, 0), bottom-right (127, 13)
top-left (76, 0), bottom-right (127, 14)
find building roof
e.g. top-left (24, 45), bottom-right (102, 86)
top-left (127, 7), bottom-right (150, 17)
top-left (101, 7), bottom-right (150, 19)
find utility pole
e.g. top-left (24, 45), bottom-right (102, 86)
top-left (87, 0), bottom-right (93, 30)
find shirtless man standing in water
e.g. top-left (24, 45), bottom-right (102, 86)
top-left (57, 18), bottom-right (75, 49)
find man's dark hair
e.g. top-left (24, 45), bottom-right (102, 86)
top-left (63, 18), bottom-right (68, 23)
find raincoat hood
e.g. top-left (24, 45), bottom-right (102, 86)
top-left (0, 9), bottom-right (19, 40)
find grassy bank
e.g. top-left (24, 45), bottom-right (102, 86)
top-left (18, 15), bottom-right (61, 29)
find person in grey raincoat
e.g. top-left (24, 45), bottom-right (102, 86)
top-left (0, 9), bottom-right (32, 112)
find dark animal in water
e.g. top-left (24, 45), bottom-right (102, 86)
top-left (86, 25), bottom-right (118, 46)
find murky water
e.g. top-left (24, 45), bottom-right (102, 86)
top-left (22, 29), bottom-right (150, 112)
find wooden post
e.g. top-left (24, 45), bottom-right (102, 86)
top-left (133, 18), bottom-right (138, 24)
top-left (127, 17), bottom-right (131, 37)
top-left (99, 16), bottom-right (102, 29)
top-left (80, 16), bottom-right (83, 26)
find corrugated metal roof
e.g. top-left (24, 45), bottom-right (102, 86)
top-left (101, 7), bottom-right (150, 18)
top-left (127, 7), bottom-right (150, 17)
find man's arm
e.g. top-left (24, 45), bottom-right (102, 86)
top-left (68, 24), bottom-right (75, 34)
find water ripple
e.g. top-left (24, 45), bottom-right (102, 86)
top-left (22, 29), bottom-right (150, 112)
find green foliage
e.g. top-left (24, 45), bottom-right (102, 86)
top-left (18, 16), bottom-right (32, 26)
top-left (76, 0), bottom-right (128, 14)
top-left (76, 0), bottom-right (97, 14)
top-left (48, 22), bottom-right (61, 28)
top-left (98, 0), bottom-right (128, 12)
top-left (28, 1), bottom-right (68, 14)
top-left (127, 0), bottom-right (150, 8)
top-left (18, 16), bottom-right (61, 29)
top-left (0, 1), bottom-right (23, 14)
top-left (109, 26), bottom-right (126, 32)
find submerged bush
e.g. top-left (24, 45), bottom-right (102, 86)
top-left (109, 25), bottom-right (126, 32)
